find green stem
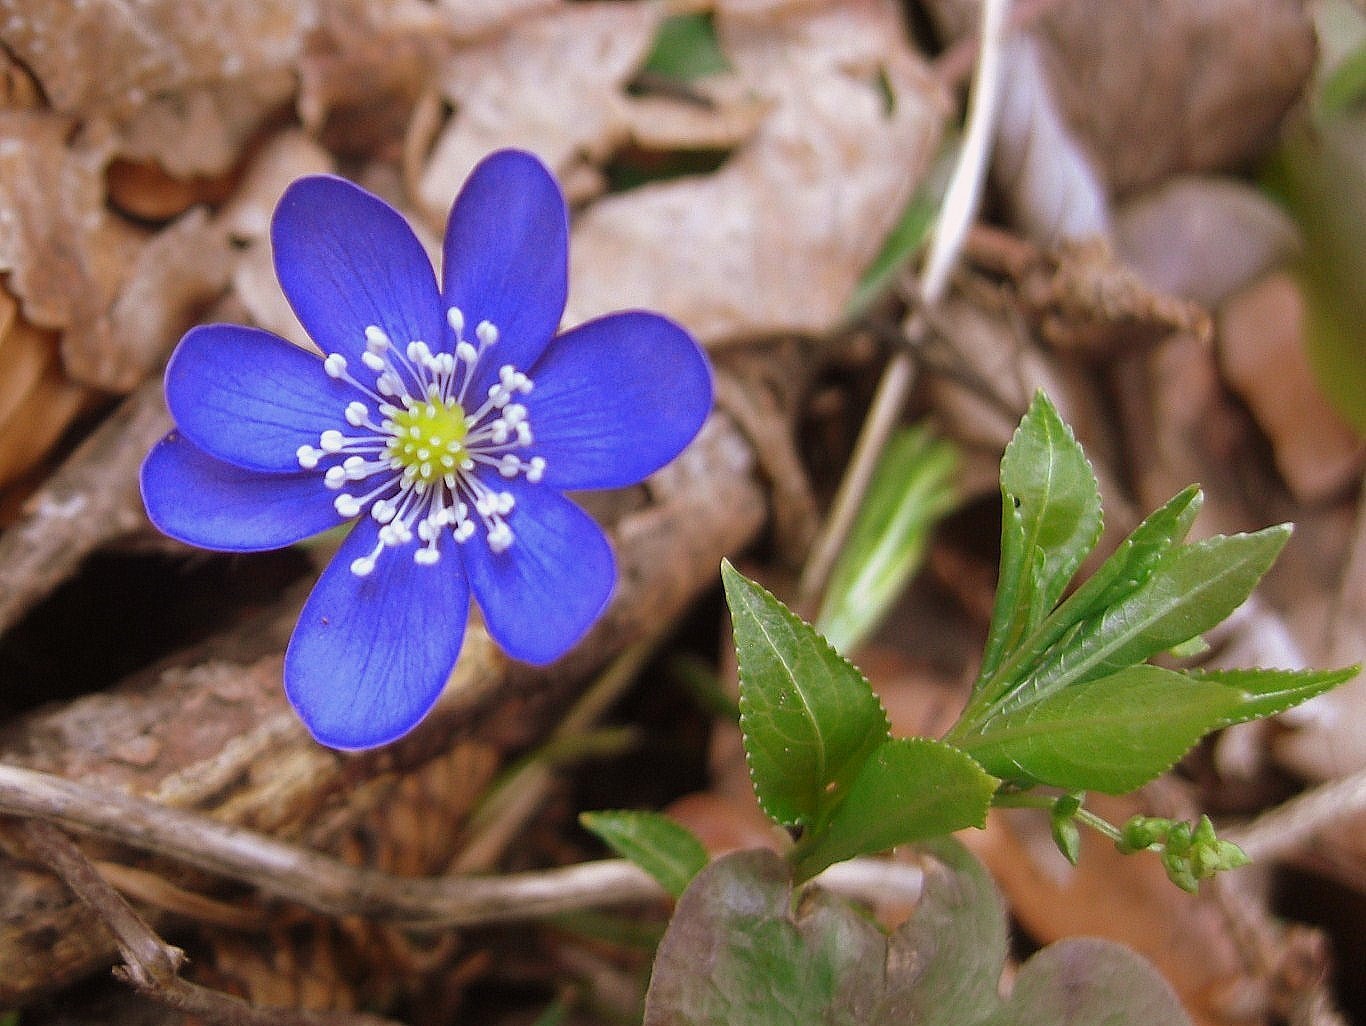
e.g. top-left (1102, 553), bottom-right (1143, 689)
top-left (989, 790), bottom-right (1125, 845)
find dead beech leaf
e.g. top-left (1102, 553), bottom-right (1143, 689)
top-left (416, 1), bottom-right (665, 223)
top-left (992, 34), bottom-right (1112, 245)
top-left (0, 319), bottom-right (89, 487)
top-left (1115, 177), bottom-right (1302, 310)
top-left (0, 0), bottom-right (308, 120)
top-left (0, 111), bottom-right (142, 335)
top-left (220, 131), bottom-right (337, 243)
top-left (297, 0), bottom-right (453, 157)
top-left (566, 0), bottom-right (947, 342)
top-left (66, 208), bottom-right (236, 392)
top-left (1218, 274), bottom-right (1364, 504)
top-left (115, 72), bottom-right (298, 178)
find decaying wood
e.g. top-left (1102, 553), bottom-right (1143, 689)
top-left (0, 377), bottom-right (172, 637)
top-left (0, 347), bottom-right (794, 1004)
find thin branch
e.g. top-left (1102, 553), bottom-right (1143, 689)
top-left (1225, 765), bottom-right (1366, 864)
top-left (22, 819), bottom-right (403, 1026)
top-left (0, 761), bottom-right (661, 930)
top-left (796, 0), bottom-right (1012, 609)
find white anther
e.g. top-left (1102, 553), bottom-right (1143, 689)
top-left (454, 519), bottom-right (476, 543)
top-left (334, 494), bottom-right (362, 517)
top-left (323, 353), bottom-right (348, 378)
top-left (487, 522), bottom-right (513, 553)
top-left (497, 491), bottom-right (515, 515)
top-left (456, 341), bottom-right (478, 364)
top-left (503, 404), bottom-right (526, 426)
top-left (414, 547), bottom-right (441, 566)
top-left (498, 454), bottom-right (520, 477)
top-left (526, 457), bottom-right (546, 483)
top-left (319, 430), bottom-right (346, 453)
top-left (362, 351), bottom-right (387, 373)
top-left (296, 445), bottom-right (320, 470)
top-left (364, 325), bottom-right (391, 349)
top-left (407, 340), bottom-right (432, 364)
top-left (350, 556), bottom-right (376, 577)
top-left (324, 466), bottom-right (347, 489)
top-left (345, 401), bottom-right (369, 427)
top-left (476, 320), bottom-right (499, 346)
top-left (516, 422), bottom-right (533, 446)
top-left (371, 499), bottom-right (396, 523)
top-left (447, 306), bottom-right (465, 334)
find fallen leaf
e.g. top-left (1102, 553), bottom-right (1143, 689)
top-left (566, 0), bottom-right (947, 341)
top-left (1218, 273), bottom-right (1364, 504)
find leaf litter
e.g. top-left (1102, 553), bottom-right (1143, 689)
top-left (0, 0), bottom-right (1362, 1023)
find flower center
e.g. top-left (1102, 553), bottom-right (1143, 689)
top-left (385, 399), bottom-right (469, 485)
top-left (295, 308), bottom-right (546, 576)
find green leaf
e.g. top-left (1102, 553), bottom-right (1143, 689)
top-left (1188, 665), bottom-right (1359, 724)
top-left (965, 665), bottom-right (1249, 793)
top-left (816, 425), bottom-right (959, 655)
top-left (790, 739), bottom-right (997, 882)
top-left (580, 810), bottom-right (708, 899)
top-left (979, 393), bottom-right (1102, 685)
top-left (1006, 526), bottom-right (1291, 711)
top-left (721, 561), bottom-right (890, 829)
top-left (1262, 113), bottom-right (1366, 435)
top-left (640, 13), bottom-right (730, 81)
top-left (846, 139), bottom-right (958, 319)
top-left (978, 938), bottom-right (1192, 1026)
top-left (973, 486), bottom-right (1202, 710)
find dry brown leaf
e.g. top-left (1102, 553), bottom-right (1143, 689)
top-left (1116, 177), bottom-right (1302, 310)
top-left (416, 1), bottom-right (666, 224)
top-left (566, 0), bottom-right (947, 341)
top-left (0, 0), bottom-right (308, 120)
top-left (296, 0), bottom-right (454, 158)
top-left (64, 207), bottom-right (236, 392)
top-left (1218, 274), bottom-right (1364, 504)
top-left (0, 323), bottom-right (89, 486)
top-left (931, 0), bottom-right (1314, 198)
top-left (0, 111), bottom-right (141, 335)
top-left (115, 71), bottom-right (298, 179)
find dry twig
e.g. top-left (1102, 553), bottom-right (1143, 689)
top-left (21, 818), bottom-right (404, 1026)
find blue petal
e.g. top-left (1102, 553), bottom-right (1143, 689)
top-left (286, 520), bottom-right (469, 749)
top-left (525, 312), bottom-right (713, 490)
top-left (141, 433), bottom-right (345, 551)
top-left (442, 150), bottom-right (568, 394)
top-left (272, 175), bottom-right (447, 365)
top-left (461, 478), bottom-right (614, 665)
top-left (166, 324), bottom-right (357, 472)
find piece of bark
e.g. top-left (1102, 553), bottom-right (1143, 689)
top-left (0, 370), bottom-right (777, 1004)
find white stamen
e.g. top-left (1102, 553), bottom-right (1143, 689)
top-left (304, 317), bottom-right (545, 575)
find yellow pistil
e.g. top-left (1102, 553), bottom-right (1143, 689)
top-left (385, 399), bottom-right (469, 484)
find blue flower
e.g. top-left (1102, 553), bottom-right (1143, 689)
top-left (140, 150), bottom-right (713, 750)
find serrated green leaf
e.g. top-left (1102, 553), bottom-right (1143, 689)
top-left (580, 810), bottom-right (708, 899)
top-left (978, 393), bottom-right (1102, 685)
top-left (790, 739), bottom-right (997, 882)
top-left (721, 561), bottom-right (890, 829)
top-left (972, 486), bottom-right (1202, 714)
top-left (965, 665), bottom-right (1248, 793)
top-left (816, 426), bottom-right (959, 655)
top-left (1003, 526), bottom-right (1291, 713)
top-left (1190, 665), bottom-right (1359, 724)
